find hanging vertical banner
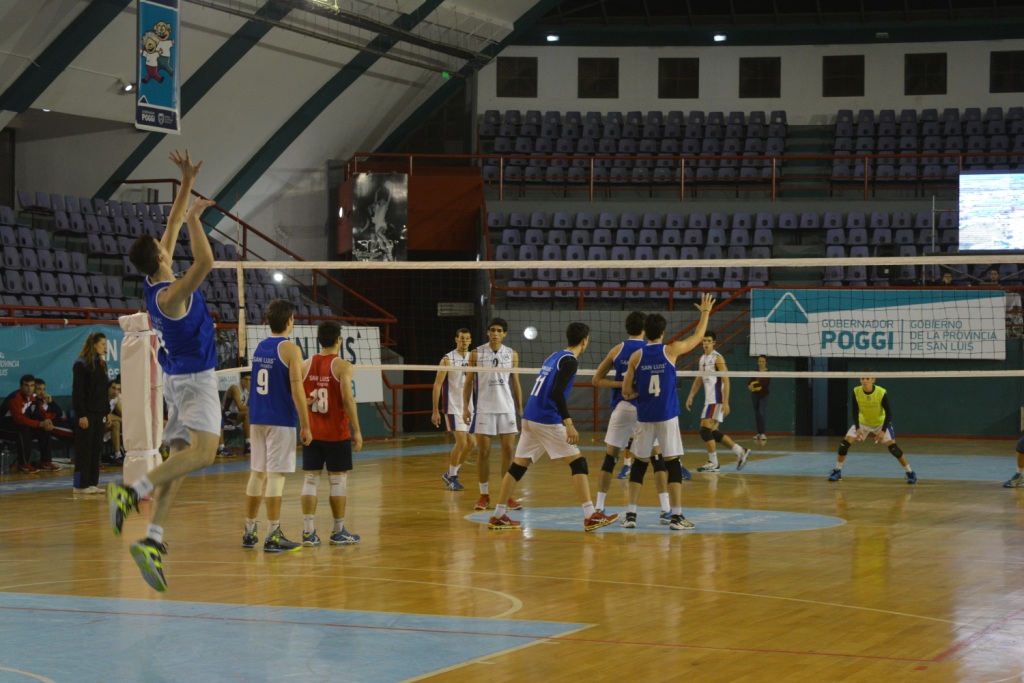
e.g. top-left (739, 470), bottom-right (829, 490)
top-left (352, 173), bottom-right (409, 261)
top-left (136, 0), bottom-right (180, 134)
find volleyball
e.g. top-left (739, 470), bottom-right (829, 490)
top-left (750, 381), bottom-right (761, 391)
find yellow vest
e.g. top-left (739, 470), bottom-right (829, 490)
top-left (854, 385), bottom-right (887, 426)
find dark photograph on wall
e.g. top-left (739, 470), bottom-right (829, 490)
top-left (352, 173), bottom-right (408, 262)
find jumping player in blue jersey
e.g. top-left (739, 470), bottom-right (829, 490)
top-left (487, 323), bottom-right (619, 532)
top-left (110, 150), bottom-right (219, 592)
top-left (621, 294), bottom-right (715, 530)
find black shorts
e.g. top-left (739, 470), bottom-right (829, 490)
top-left (302, 439), bottom-right (353, 473)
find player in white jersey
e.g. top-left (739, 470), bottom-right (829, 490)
top-left (462, 317), bottom-right (523, 512)
top-left (685, 331), bottom-right (751, 473)
top-left (432, 328), bottom-right (474, 491)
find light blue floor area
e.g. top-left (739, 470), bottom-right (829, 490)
top-left (0, 593), bottom-right (583, 683)
top-left (469, 506), bottom-right (846, 534)
top-left (737, 450), bottom-right (1015, 482)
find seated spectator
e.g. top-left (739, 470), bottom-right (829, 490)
top-left (219, 372), bottom-right (250, 456)
top-left (0, 374), bottom-right (58, 472)
top-left (32, 378), bottom-right (75, 442)
top-left (104, 378), bottom-right (124, 465)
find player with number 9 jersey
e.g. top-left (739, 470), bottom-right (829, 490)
top-left (303, 353), bottom-right (351, 441)
top-left (249, 336), bottom-right (298, 427)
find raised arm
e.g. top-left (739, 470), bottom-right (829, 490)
top-left (592, 343), bottom-right (623, 388)
top-left (160, 197), bottom-right (215, 312)
top-left (668, 292), bottom-right (716, 358)
top-left (159, 150), bottom-right (202, 255)
top-left (334, 357), bottom-right (362, 452)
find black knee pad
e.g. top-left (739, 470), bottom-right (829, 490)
top-left (837, 439), bottom-right (851, 456)
top-left (699, 427), bottom-right (714, 442)
top-left (628, 458), bottom-right (649, 483)
top-left (665, 457), bottom-right (684, 484)
top-left (601, 454), bottom-right (617, 474)
top-left (651, 454), bottom-right (667, 472)
top-left (888, 443), bottom-right (904, 459)
top-left (508, 462), bottom-right (529, 481)
top-left (569, 456), bottom-right (589, 475)
top-left (712, 430), bottom-right (724, 443)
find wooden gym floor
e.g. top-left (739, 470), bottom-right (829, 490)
top-left (1, 433), bottom-right (1023, 682)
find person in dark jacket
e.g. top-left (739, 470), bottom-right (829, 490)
top-left (72, 332), bottom-right (110, 494)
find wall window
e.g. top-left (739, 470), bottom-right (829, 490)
top-left (904, 53), bottom-right (947, 96)
top-left (991, 50), bottom-right (1024, 93)
top-left (739, 57), bottom-right (781, 98)
top-left (822, 55), bottom-right (864, 97)
top-left (496, 57), bottom-right (537, 98)
top-left (578, 58), bottom-right (619, 99)
top-left (658, 57), bottom-right (699, 99)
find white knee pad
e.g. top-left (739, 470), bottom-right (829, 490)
top-left (302, 472), bottom-right (320, 497)
top-left (265, 472), bottom-right (286, 497)
top-left (329, 473), bottom-right (347, 497)
top-left (245, 471), bottom-right (267, 497)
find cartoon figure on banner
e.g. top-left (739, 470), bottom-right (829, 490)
top-left (141, 32), bottom-right (164, 84)
top-left (152, 21), bottom-right (174, 77)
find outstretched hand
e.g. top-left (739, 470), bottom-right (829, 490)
top-left (170, 149), bottom-right (203, 180)
top-left (694, 292), bottom-right (716, 314)
top-left (187, 197), bottom-right (216, 216)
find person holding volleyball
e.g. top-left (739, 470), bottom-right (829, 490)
top-left (748, 355), bottom-right (770, 444)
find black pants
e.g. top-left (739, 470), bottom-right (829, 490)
top-left (74, 412), bottom-right (106, 489)
top-left (0, 418), bottom-right (53, 467)
top-left (751, 393), bottom-right (769, 435)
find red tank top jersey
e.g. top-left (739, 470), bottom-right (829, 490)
top-left (303, 353), bottom-right (351, 441)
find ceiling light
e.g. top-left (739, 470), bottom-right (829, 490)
top-left (546, 34), bottom-right (560, 42)
top-left (41, 108), bottom-right (51, 113)
top-left (273, 272), bottom-right (284, 283)
top-left (714, 34), bottom-right (727, 42)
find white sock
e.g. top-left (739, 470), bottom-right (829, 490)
top-left (707, 452), bottom-right (719, 466)
top-left (733, 443), bottom-right (745, 456)
top-left (479, 482), bottom-right (489, 494)
top-left (582, 502), bottom-right (596, 518)
top-left (268, 519), bottom-right (280, 532)
top-left (448, 465), bottom-right (460, 477)
top-left (334, 518), bottom-right (345, 532)
top-left (303, 514), bottom-right (315, 533)
top-left (904, 464), bottom-right (913, 472)
top-left (146, 524), bottom-right (164, 544)
top-left (494, 503), bottom-right (507, 518)
top-left (133, 476), bottom-right (155, 497)
top-left (245, 518), bottom-right (257, 534)
top-left (672, 507), bottom-right (682, 516)
top-left (834, 462), bottom-right (843, 470)
top-left (627, 503), bottom-right (637, 513)
top-left (658, 492), bottom-right (670, 513)
top-left (595, 491), bottom-right (607, 510)
top-left (623, 458), bottom-right (634, 467)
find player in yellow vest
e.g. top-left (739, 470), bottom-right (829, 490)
top-left (828, 372), bottom-right (917, 484)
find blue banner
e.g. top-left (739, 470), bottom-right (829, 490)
top-left (750, 288), bottom-right (1006, 359)
top-left (0, 326), bottom-right (124, 398)
top-left (136, 0), bottom-right (180, 134)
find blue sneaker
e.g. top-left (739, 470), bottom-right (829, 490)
top-left (441, 472), bottom-right (452, 488)
top-left (129, 538), bottom-right (168, 592)
top-left (442, 472), bottom-right (465, 491)
top-left (615, 464), bottom-right (632, 480)
top-left (681, 466), bottom-right (692, 481)
top-left (302, 530), bottom-right (321, 547)
top-left (330, 528), bottom-right (361, 546)
top-left (828, 468), bottom-right (842, 482)
top-left (659, 511), bottom-right (673, 525)
top-left (1004, 473), bottom-right (1024, 488)
top-left (905, 470), bottom-right (918, 485)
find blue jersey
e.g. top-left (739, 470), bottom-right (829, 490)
top-left (248, 336), bottom-right (298, 427)
top-left (610, 338), bottom-right (646, 410)
top-left (634, 343), bottom-right (679, 423)
top-left (523, 350), bottom-right (575, 425)
top-left (143, 278), bottom-right (217, 376)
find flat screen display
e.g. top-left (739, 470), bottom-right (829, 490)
top-left (959, 172), bottom-right (1024, 252)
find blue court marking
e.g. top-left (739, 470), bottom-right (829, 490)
top-left (741, 451), bottom-right (1016, 482)
top-left (0, 593), bottom-right (583, 683)
top-left (469, 507), bottom-right (845, 534)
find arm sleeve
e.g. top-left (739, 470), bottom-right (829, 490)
top-left (550, 356), bottom-right (579, 421)
top-left (880, 393), bottom-right (893, 432)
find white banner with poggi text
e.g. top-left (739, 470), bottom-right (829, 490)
top-left (750, 289), bottom-right (1006, 359)
top-left (232, 325), bottom-right (382, 402)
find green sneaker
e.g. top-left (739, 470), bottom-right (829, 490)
top-left (129, 538), bottom-right (168, 592)
top-left (263, 527), bottom-right (302, 553)
top-left (107, 481), bottom-right (139, 536)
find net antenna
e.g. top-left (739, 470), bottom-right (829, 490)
top-left (234, 192), bottom-right (246, 364)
